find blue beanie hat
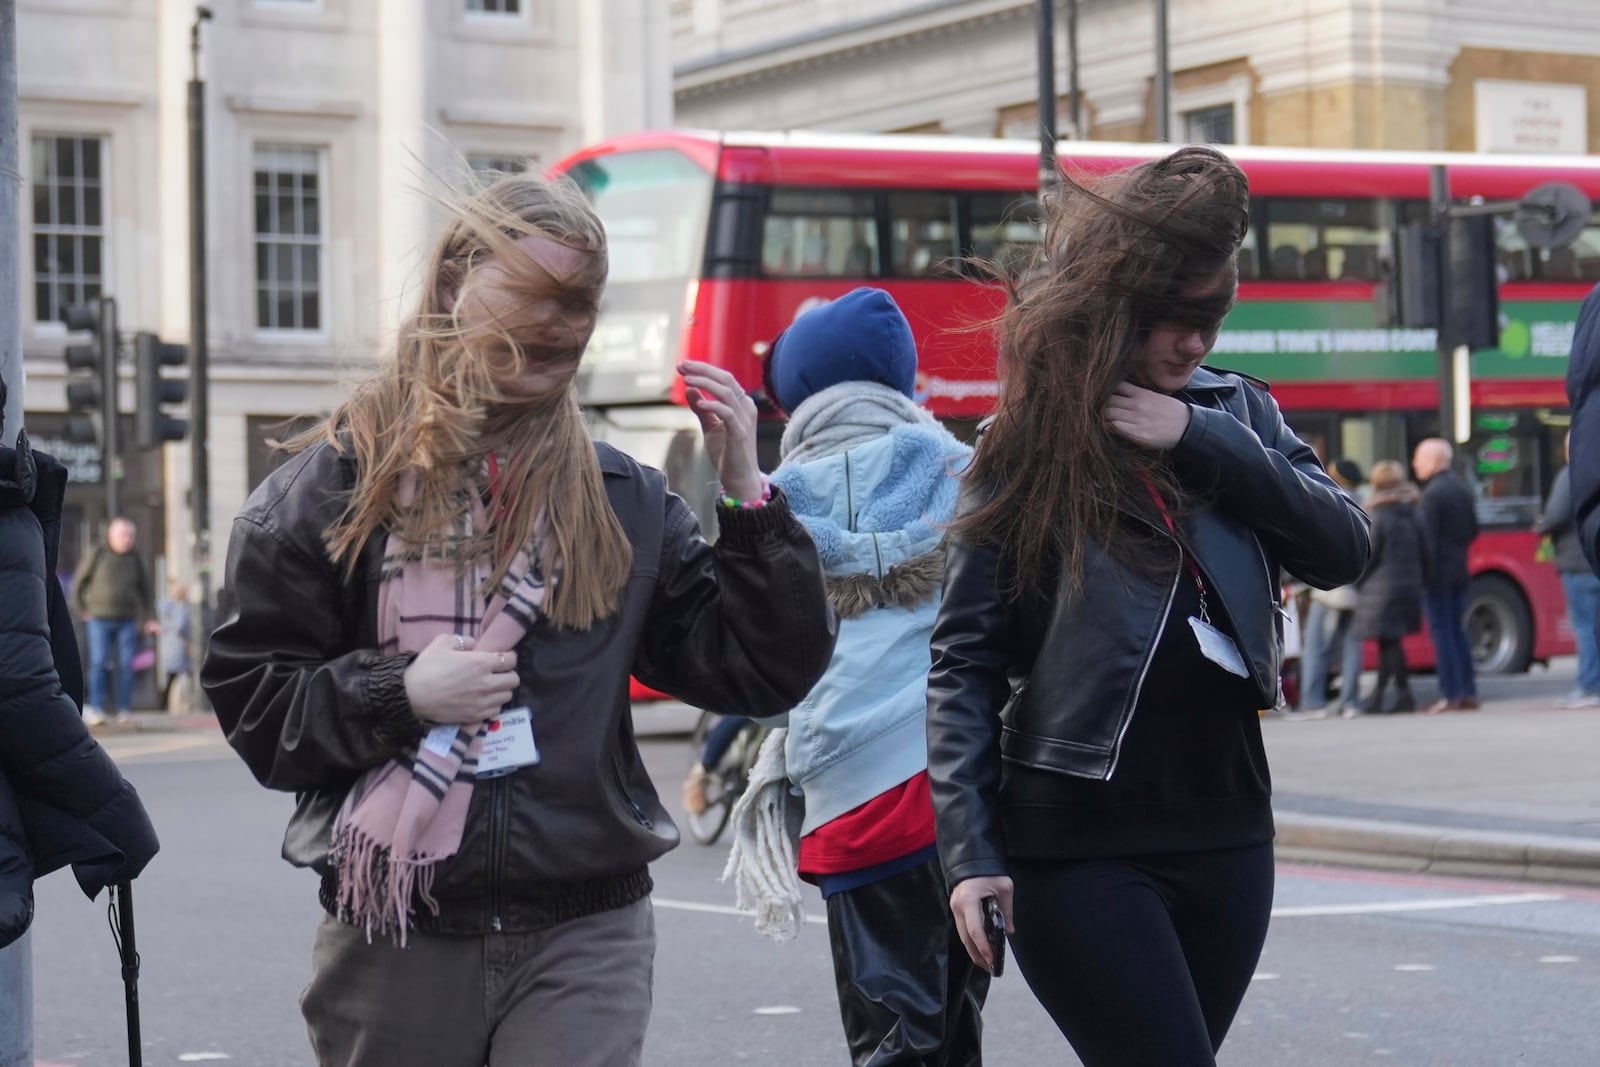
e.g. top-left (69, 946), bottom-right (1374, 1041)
top-left (765, 288), bottom-right (919, 414)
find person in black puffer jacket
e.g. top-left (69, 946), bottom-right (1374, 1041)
top-left (1352, 460), bottom-right (1432, 714)
top-left (0, 375), bottom-right (160, 948)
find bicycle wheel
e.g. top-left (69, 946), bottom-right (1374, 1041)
top-left (684, 711), bottom-right (735, 846)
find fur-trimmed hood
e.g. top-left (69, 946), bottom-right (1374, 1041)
top-left (770, 422), bottom-right (970, 617)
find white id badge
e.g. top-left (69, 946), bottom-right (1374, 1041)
top-left (475, 707), bottom-right (540, 778)
top-left (1188, 616), bottom-right (1251, 679)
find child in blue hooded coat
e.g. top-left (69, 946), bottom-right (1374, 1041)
top-left (718, 288), bottom-right (988, 1065)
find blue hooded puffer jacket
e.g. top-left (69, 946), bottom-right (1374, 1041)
top-left (768, 421), bottom-right (970, 834)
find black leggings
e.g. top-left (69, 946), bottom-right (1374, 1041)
top-left (1007, 843), bottom-right (1274, 1067)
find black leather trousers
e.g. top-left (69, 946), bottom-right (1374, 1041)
top-left (825, 857), bottom-right (989, 1067)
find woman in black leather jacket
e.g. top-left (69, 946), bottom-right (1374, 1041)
top-left (0, 375), bottom-right (159, 949)
top-left (926, 148), bottom-right (1370, 1066)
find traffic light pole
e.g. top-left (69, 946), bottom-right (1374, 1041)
top-left (100, 295), bottom-right (122, 516)
top-left (1431, 165), bottom-right (1456, 457)
top-left (189, 8), bottom-right (213, 708)
top-left (0, 0), bottom-right (36, 1059)
top-left (1035, 0), bottom-right (1057, 194)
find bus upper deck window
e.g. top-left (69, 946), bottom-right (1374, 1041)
top-left (967, 193), bottom-right (1041, 273)
top-left (889, 192), bottom-right (960, 278)
top-left (1263, 197), bottom-right (1385, 282)
top-left (761, 188), bottom-right (879, 278)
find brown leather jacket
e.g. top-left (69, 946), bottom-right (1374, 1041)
top-left (202, 439), bottom-right (836, 933)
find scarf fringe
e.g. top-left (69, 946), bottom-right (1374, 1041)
top-left (721, 728), bottom-right (808, 942)
top-left (332, 823), bottom-right (449, 947)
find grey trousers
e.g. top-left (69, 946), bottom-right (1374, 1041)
top-left (301, 898), bottom-right (655, 1067)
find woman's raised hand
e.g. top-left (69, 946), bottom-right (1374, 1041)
top-left (1106, 382), bottom-right (1193, 451)
top-left (402, 634), bottom-right (519, 725)
top-left (678, 360), bottom-right (763, 502)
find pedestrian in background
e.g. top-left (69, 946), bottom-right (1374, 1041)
top-left (1537, 434), bottom-right (1599, 708)
top-left (72, 515), bottom-right (158, 725)
top-left (1412, 438), bottom-right (1481, 713)
top-left (0, 374), bottom-right (160, 950)
top-left (723, 288), bottom-right (988, 1065)
top-left (158, 577), bottom-right (194, 712)
top-left (1353, 460), bottom-right (1430, 714)
top-left (201, 170), bottom-right (834, 1067)
top-left (926, 146), bottom-right (1370, 1066)
top-left (1566, 284), bottom-right (1600, 613)
top-left (1297, 458), bottom-right (1367, 717)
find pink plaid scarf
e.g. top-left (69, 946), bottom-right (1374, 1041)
top-left (332, 466), bottom-right (555, 944)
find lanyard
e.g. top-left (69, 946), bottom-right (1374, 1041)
top-left (1142, 480), bottom-right (1209, 622)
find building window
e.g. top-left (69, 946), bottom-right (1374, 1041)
top-left (468, 153), bottom-right (534, 176)
top-left (253, 145), bottom-right (324, 333)
top-left (31, 134), bottom-right (106, 324)
top-left (1183, 105), bottom-right (1236, 145)
top-left (466, 0), bottom-right (521, 14)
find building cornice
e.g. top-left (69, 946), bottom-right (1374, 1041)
top-left (675, 0), bottom-right (1028, 98)
top-left (20, 84), bottom-right (146, 108)
top-left (225, 94), bottom-right (363, 119)
top-left (437, 103), bottom-right (570, 131)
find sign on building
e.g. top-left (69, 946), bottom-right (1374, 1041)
top-left (1475, 80), bottom-right (1588, 155)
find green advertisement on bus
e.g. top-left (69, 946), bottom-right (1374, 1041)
top-left (1211, 300), bottom-right (1580, 382)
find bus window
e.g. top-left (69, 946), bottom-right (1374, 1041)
top-left (889, 191), bottom-right (960, 278)
top-left (761, 188), bottom-right (879, 278)
top-left (567, 149), bottom-right (714, 285)
top-left (1535, 215), bottom-right (1600, 282)
top-left (967, 193), bottom-right (1041, 273)
top-left (1262, 198), bottom-right (1387, 281)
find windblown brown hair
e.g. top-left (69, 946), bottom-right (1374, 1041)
top-left (954, 145), bottom-right (1250, 599)
top-left (280, 169), bottom-right (632, 630)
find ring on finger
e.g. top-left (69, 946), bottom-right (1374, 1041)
top-left (497, 652), bottom-right (506, 670)
top-left (454, 634), bottom-right (466, 651)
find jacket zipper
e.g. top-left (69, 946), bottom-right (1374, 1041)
top-left (1252, 536), bottom-right (1289, 709)
top-left (487, 774), bottom-right (508, 932)
top-left (1105, 547), bottom-right (1181, 780)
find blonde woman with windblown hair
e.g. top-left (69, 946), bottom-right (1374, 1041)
top-left (201, 172), bottom-right (836, 1067)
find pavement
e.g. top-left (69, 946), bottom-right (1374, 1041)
top-left (101, 656), bottom-right (1600, 887)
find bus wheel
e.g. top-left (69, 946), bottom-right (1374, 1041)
top-left (1466, 574), bottom-right (1533, 675)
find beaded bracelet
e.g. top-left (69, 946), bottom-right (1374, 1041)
top-left (719, 474), bottom-right (772, 510)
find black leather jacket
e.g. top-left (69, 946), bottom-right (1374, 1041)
top-left (927, 369), bottom-right (1371, 887)
top-left (202, 439), bottom-right (836, 933)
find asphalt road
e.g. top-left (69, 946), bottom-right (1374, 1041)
top-left (25, 727), bottom-right (1600, 1066)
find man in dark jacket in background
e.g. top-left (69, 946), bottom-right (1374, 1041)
top-left (1569, 284), bottom-right (1600, 582)
top-left (0, 375), bottom-right (159, 949)
top-left (1412, 437), bottom-right (1480, 713)
top-left (72, 515), bottom-right (157, 725)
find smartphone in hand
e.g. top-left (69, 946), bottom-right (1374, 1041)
top-left (982, 896), bottom-right (1007, 977)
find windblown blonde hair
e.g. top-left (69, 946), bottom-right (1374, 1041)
top-left (282, 170), bottom-right (632, 629)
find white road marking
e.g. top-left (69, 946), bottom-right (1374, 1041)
top-left (1539, 955), bottom-right (1580, 963)
top-left (1271, 892), bottom-right (1563, 918)
top-left (1251, 972), bottom-right (1280, 981)
top-left (653, 896), bottom-right (826, 925)
top-left (178, 1055), bottom-right (232, 1063)
top-left (102, 735), bottom-right (220, 761)
top-left (1393, 964), bottom-right (1436, 972)
top-left (753, 1006), bottom-right (802, 1015)
top-left (655, 891), bottom-right (1567, 928)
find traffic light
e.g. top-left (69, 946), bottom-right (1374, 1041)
top-left (1445, 215), bottom-right (1499, 351)
top-left (62, 298), bottom-right (118, 451)
top-left (134, 332), bottom-right (189, 447)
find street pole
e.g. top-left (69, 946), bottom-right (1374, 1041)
top-left (189, 7), bottom-right (213, 709)
top-left (0, 0), bottom-right (35, 1057)
top-left (1065, 0), bottom-right (1082, 139)
top-left (100, 295), bottom-right (121, 516)
top-left (1035, 0), bottom-right (1058, 193)
top-left (1431, 164), bottom-right (1456, 456)
top-left (1154, 0), bottom-right (1172, 141)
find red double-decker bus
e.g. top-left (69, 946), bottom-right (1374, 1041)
top-left (556, 130), bottom-right (1600, 676)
